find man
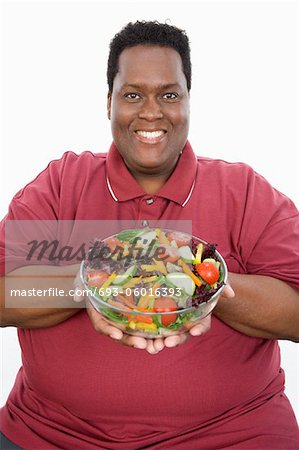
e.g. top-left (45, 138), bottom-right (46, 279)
top-left (1, 21), bottom-right (299, 449)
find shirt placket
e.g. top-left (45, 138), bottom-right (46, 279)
top-left (136, 195), bottom-right (160, 227)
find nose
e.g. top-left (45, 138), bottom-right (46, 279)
top-left (138, 96), bottom-right (163, 121)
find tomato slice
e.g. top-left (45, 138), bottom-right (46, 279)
top-left (104, 237), bottom-right (123, 252)
top-left (157, 244), bottom-right (179, 263)
top-left (196, 261), bottom-right (219, 285)
top-left (154, 297), bottom-right (178, 326)
top-left (87, 270), bottom-right (109, 287)
top-left (166, 231), bottom-right (191, 247)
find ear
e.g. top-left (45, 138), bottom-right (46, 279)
top-left (107, 92), bottom-right (111, 120)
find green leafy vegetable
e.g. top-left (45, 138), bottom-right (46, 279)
top-left (117, 229), bottom-right (144, 242)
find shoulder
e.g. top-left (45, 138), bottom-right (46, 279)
top-left (6, 150), bottom-right (108, 220)
top-left (194, 154), bottom-right (297, 222)
top-left (47, 150), bottom-right (107, 174)
top-left (194, 155), bottom-right (259, 200)
top-left (196, 155), bottom-right (255, 179)
top-left (195, 155), bottom-right (291, 201)
top-left (14, 150), bottom-right (107, 200)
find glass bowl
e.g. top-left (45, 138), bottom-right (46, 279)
top-left (80, 228), bottom-right (227, 338)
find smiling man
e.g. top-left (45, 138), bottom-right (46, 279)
top-left (1, 20), bottom-right (299, 450)
top-left (107, 44), bottom-right (190, 193)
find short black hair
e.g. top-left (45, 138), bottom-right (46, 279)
top-left (107, 20), bottom-right (191, 93)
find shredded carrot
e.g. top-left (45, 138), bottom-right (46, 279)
top-left (130, 314), bottom-right (153, 324)
top-left (116, 293), bottom-right (136, 309)
top-left (107, 298), bottom-right (131, 310)
top-left (178, 260), bottom-right (202, 287)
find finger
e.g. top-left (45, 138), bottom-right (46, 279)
top-left (189, 314), bottom-right (211, 336)
top-left (153, 338), bottom-right (165, 352)
top-left (222, 283), bottom-right (235, 299)
top-left (73, 273), bottom-right (86, 303)
top-left (177, 333), bottom-right (190, 346)
top-left (164, 334), bottom-right (183, 348)
top-left (121, 334), bottom-right (148, 350)
top-left (87, 305), bottom-right (149, 348)
top-left (73, 288), bottom-right (86, 303)
top-left (165, 332), bottom-right (190, 348)
top-left (87, 306), bottom-right (123, 340)
top-left (145, 340), bottom-right (161, 354)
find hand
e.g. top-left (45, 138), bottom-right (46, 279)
top-left (73, 274), bottom-right (233, 354)
top-left (72, 273), bottom-right (164, 353)
top-left (221, 283), bottom-right (235, 300)
top-left (183, 283), bottom-right (235, 337)
top-left (85, 301), bottom-right (211, 354)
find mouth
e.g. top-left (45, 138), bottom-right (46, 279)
top-left (134, 130), bottom-right (167, 144)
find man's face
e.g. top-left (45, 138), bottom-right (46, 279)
top-left (107, 45), bottom-right (190, 178)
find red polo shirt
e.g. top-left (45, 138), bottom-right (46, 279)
top-left (1, 141), bottom-right (299, 449)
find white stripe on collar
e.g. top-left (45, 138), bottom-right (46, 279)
top-left (182, 179), bottom-right (196, 207)
top-left (106, 176), bottom-right (118, 202)
top-left (107, 176), bottom-right (195, 206)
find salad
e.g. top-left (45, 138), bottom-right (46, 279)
top-left (81, 228), bottom-right (226, 336)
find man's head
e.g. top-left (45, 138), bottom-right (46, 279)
top-left (107, 21), bottom-right (191, 189)
top-left (107, 21), bottom-right (192, 94)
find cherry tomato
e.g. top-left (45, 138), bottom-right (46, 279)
top-left (196, 261), bottom-right (219, 285)
top-left (154, 297), bottom-right (178, 326)
top-left (166, 231), bottom-right (191, 247)
top-left (158, 244), bottom-right (179, 263)
top-left (87, 270), bottom-right (109, 288)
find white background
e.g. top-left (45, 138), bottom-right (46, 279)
top-left (1, 0), bottom-right (298, 421)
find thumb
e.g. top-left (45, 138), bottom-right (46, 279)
top-left (221, 283), bottom-right (235, 299)
top-left (73, 272), bottom-right (86, 303)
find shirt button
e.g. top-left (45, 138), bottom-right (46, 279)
top-left (146, 198), bottom-right (154, 205)
top-left (142, 220), bottom-right (149, 227)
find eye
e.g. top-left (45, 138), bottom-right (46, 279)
top-left (162, 92), bottom-right (179, 100)
top-left (124, 93), bottom-right (141, 101)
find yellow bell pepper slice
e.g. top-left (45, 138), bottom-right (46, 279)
top-left (101, 273), bottom-right (117, 290)
top-left (122, 276), bottom-right (143, 288)
top-left (134, 322), bottom-right (157, 331)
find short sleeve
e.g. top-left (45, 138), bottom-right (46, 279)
top-left (237, 169), bottom-right (299, 291)
top-left (0, 156), bottom-right (63, 275)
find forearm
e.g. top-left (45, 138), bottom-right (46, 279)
top-left (0, 264), bottom-right (82, 328)
top-left (213, 273), bottom-right (299, 342)
top-left (0, 306), bottom-right (80, 328)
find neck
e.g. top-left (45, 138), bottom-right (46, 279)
top-left (133, 174), bottom-right (168, 194)
top-left (125, 152), bottom-right (183, 194)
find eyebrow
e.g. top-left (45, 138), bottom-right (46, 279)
top-left (120, 83), bottom-right (182, 91)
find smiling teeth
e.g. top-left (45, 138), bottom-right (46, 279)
top-left (136, 130), bottom-right (165, 138)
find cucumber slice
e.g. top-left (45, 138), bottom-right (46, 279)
top-left (166, 262), bottom-right (182, 273)
top-left (166, 272), bottom-right (196, 296)
top-left (203, 258), bottom-right (220, 269)
top-left (139, 230), bottom-right (157, 244)
top-left (177, 246), bottom-right (195, 263)
top-left (112, 265), bottom-right (137, 285)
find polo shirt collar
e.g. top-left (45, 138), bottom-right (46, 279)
top-left (106, 140), bottom-right (197, 206)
